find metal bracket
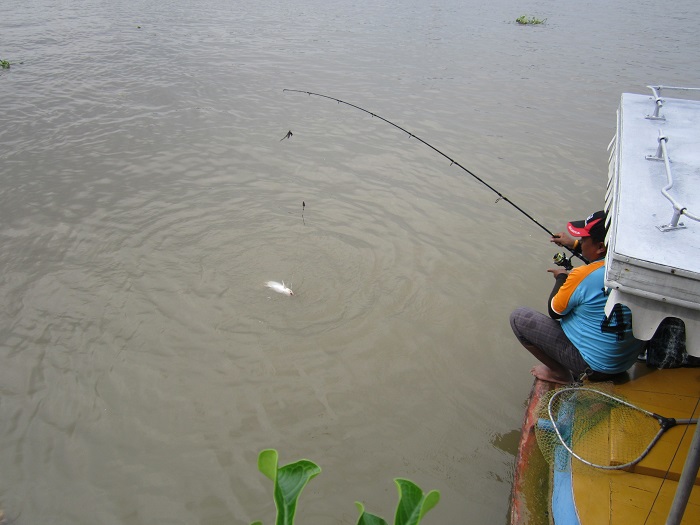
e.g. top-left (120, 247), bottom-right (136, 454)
top-left (646, 103), bottom-right (666, 121)
top-left (657, 222), bottom-right (686, 232)
top-left (646, 133), bottom-right (669, 161)
top-left (646, 87), bottom-right (666, 120)
top-left (657, 207), bottom-right (687, 232)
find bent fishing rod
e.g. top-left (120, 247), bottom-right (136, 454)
top-left (283, 89), bottom-right (585, 264)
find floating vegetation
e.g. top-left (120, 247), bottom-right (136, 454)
top-left (516, 15), bottom-right (547, 25)
top-left (1, 59), bottom-right (23, 70)
top-left (251, 449), bottom-right (441, 525)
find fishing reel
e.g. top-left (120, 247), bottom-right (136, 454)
top-left (552, 252), bottom-right (573, 271)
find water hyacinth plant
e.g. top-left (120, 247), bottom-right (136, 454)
top-left (251, 449), bottom-right (440, 525)
top-left (1, 59), bottom-right (23, 70)
top-left (515, 15), bottom-right (547, 25)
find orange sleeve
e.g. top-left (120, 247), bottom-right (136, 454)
top-left (550, 261), bottom-right (605, 315)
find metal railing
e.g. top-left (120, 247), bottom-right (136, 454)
top-left (645, 130), bottom-right (700, 231)
top-left (646, 85), bottom-right (700, 120)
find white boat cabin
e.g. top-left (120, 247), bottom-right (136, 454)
top-left (605, 86), bottom-right (700, 354)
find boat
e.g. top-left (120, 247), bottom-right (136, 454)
top-left (510, 86), bottom-right (700, 525)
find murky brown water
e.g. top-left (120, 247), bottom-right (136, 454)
top-left (2, 0), bottom-right (699, 523)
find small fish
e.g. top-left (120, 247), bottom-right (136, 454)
top-left (265, 281), bottom-right (294, 296)
top-left (280, 130), bottom-right (293, 141)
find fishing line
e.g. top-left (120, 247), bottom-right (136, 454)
top-left (283, 89), bottom-right (585, 263)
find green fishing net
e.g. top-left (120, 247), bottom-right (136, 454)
top-left (534, 384), bottom-right (662, 471)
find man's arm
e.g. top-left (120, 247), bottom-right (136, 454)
top-left (547, 270), bottom-right (569, 319)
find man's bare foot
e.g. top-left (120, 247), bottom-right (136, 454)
top-left (531, 364), bottom-right (571, 384)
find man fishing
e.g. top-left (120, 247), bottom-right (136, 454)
top-left (510, 211), bottom-right (645, 384)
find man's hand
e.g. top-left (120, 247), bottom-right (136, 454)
top-left (550, 231), bottom-right (576, 249)
top-left (548, 267), bottom-right (570, 278)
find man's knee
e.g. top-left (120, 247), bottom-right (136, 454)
top-left (510, 306), bottom-right (535, 334)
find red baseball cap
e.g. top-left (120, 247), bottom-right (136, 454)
top-left (567, 210), bottom-right (607, 243)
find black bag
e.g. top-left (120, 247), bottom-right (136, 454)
top-left (644, 318), bottom-right (700, 369)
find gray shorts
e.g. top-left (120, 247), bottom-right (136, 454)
top-left (510, 306), bottom-right (591, 377)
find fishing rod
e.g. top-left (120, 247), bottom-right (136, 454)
top-left (283, 89), bottom-right (586, 264)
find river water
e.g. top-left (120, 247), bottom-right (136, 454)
top-left (1, 0), bottom-right (699, 523)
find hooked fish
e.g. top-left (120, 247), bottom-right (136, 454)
top-left (265, 281), bottom-right (294, 296)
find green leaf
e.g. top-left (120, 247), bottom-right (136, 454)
top-left (258, 449), bottom-right (279, 482)
top-left (274, 459), bottom-right (321, 525)
top-left (355, 502), bottom-right (389, 525)
top-left (251, 522), bottom-right (263, 525)
top-left (255, 449), bottom-right (321, 525)
top-left (393, 479), bottom-right (440, 525)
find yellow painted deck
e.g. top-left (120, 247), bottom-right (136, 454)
top-left (572, 366), bottom-right (700, 524)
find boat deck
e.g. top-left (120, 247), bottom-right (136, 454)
top-left (511, 364), bottom-right (700, 525)
top-left (573, 366), bottom-right (700, 524)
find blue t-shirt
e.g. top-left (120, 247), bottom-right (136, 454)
top-left (551, 260), bottom-right (644, 374)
